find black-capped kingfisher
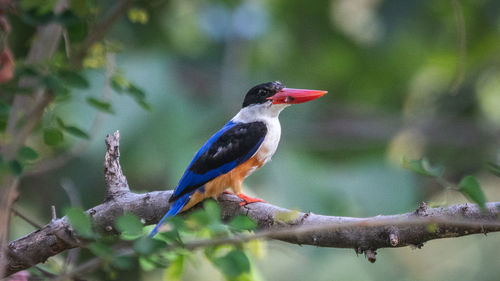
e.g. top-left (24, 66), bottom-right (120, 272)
top-left (150, 81), bottom-right (327, 237)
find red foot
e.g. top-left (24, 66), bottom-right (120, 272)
top-left (237, 193), bottom-right (266, 206)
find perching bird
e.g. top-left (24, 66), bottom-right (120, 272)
top-left (150, 81), bottom-right (326, 237)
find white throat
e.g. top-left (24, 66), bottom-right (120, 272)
top-left (232, 102), bottom-right (288, 123)
top-left (231, 102), bottom-right (287, 168)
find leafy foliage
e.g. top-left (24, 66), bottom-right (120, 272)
top-left (403, 158), bottom-right (489, 209)
top-left (86, 97), bottom-right (114, 113)
top-left (5, 0), bottom-right (500, 280)
top-left (43, 128), bottom-right (64, 146)
top-left (212, 249), bottom-right (251, 279)
top-left (458, 176), bottom-right (487, 210)
top-left (116, 213), bottom-right (144, 239)
top-left (229, 215), bottom-right (257, 232)
top-left (63, 201), bottom-right (258, 280)
top-left (56, 117), bottom-right (90, 139)
top-left (402, 157), bottom-right (443, 177)
top-left (486, 162), bottom-right (500, 178)
top-left (18, 146), bottom-right (38, 161)
top-left (66, 207), bottom-right (94, 238)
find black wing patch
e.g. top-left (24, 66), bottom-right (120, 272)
top-left (189, 121), bottom-right (267, 174)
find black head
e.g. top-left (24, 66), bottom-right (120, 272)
top-left (242, 81), bottom-right (285, 108)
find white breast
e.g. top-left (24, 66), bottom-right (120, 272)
top-left (231, 102), bottom-right (287, 167)
top-left (256, 117), bottom-right (281, 165)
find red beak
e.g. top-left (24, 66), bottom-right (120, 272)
top-left (267, 88), bottom-right (327, 104)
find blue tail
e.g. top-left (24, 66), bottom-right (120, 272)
top-left (149, 192), bottom-right (193, 238)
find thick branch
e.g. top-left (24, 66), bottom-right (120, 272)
top-left (5, 191), bottom-right (500, 276)
top-left (5, 132), bottom-right (500, 277)
top-left (104, 131), bottom-right (130, 199)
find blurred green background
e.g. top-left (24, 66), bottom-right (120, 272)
top-left (9, 0), bottom-right (500, 280)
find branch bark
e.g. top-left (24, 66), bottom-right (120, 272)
top-left (104, 131), bottom-right (130, 199)
top-left (4, 132), bottom-right (500, 277)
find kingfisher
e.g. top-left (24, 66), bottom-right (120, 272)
top-left (150, 81), bottom-right (326, 237)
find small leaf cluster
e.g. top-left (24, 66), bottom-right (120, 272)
top-left (1, 1), bottom-right (151, 178)
top-left (402, 157), bottom-right (489, 210)
top-left (65, 200), bottom-right (259, 280)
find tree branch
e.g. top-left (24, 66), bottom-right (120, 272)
top-left (70, 0), bottom-right (133, 67)
top-left (104, 131), bottom-right (130, 199)
top-left (4, 132), bottom-right (500, 277)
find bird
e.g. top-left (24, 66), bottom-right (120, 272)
top-left (150, 81), bottom-right (327, 237)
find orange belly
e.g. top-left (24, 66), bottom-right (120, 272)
top-left (180, 154), bottom-right (264, 211)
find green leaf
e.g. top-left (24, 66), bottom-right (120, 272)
top-left (66, 20), bottom-right (88, 42)
top-left (18, 146), bottom-right (38, 161)
top-left (55, 117), bottom-right (90, 139)
top-left (204, 200), bottom-right (221, 223)
top-left (43, 128), bottom-right (64, 146)
top-left (66, 207), bottom-right (94, 238)
top-left (164, 255), bottom-right (184, 281)
top-left (229, 215), bottom-right (257, 231)
top-left (88, 242), bottom-right (113, 260)
top-left (21, 9), bottom-right (53, 25)
top-left (402, 157), bottom-right (443, 177)
top-left (112, 256), bottom-right (135, 270)
top-left (137, 99), bottom-right (152, 111)
top-left (20, 0), bottom-right (56, 13)
top-left (127, 84), bottom-right (146, 99)
top-left (9, 160), bottom-right (23, 175)
top-left (110, 74), bottom-right (129, 93)
top-left (56, 117), bottom-right (65, 128)
top-left (0, 101), bottom-right (10, 117)
top-left (70, 0), bottom-right (89, 17)
top-left (128, 8), bottom-right (149, 24)
top-left (127, 85), bottom-right (152, 111)
top-left (14, 65), bottom-right (39, 77)
top-left (55, 10), bottom-right (79, 25)
top-left (63, 126), bottom-right (90, 139)
top-left (187, 210), bottom-right (211, 228)
top-left (458, 175), bottom-right (487, 210)
top-left (116, 214), bottom-right (143, 238)
top-left (134, 236), bottom-right (165, 255)
top-left (213, 249), bottom-right (251, 278)
top-left (57, 70), bottom-right (89, 89)
top-left (486, 162), bottom-right (500, 178)
top-left (41, 75), bottom-right (67, 95)
top-left (86, 97), bottom-right (114, 113)
top-left (138, 256), bottom-right (156, 271)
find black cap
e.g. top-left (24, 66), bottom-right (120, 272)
top-left (242, 81), bottom-right (284, 108)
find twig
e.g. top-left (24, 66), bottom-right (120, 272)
top-left (10, 208), bottom-right (42, 229)
top-left (0, 1), bottom-right (133, 277)
top-left (62, 28), bottom-right (71, 58)
top-left (51, 206), bottom-right (57, 221)
top-left (449, 0), bottom-right (467, 96)
top-left (60, 178), bottom-right (83, 208)
top-left (104, 131), bottom-right (130, 199)
top-left (71, 0), bottom-right (133, 67)
top-left (25, 53), bottom-right (116, 177)
top-left (56, 248), bottom-right (134, 280)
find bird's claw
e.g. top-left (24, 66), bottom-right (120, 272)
top-left (237, 193), bottom-right (265, 206)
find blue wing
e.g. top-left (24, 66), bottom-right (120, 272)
top-left (170, 120), bottom-right (268, 202)
top-left (150, 120), bottom-right (267, 237)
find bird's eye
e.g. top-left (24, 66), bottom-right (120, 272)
top-left (258, 90), bottom-right (267, 96)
